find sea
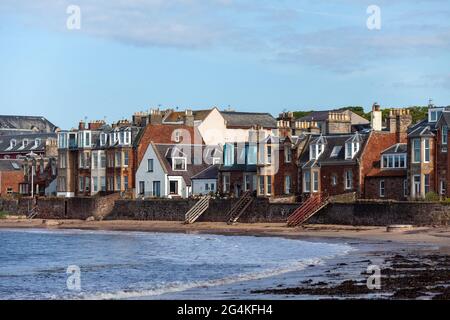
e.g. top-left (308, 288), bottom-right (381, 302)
top-left (0, 228), bottom-right (353, 300)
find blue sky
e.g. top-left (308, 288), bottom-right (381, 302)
top-left (1, 0), bottom-right (449, 129)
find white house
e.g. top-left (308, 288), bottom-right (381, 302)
top-left (191, 165), bottom-right (219, 196)
top-left (135, 142), bottom-right (221, 198)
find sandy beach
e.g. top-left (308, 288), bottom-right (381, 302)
top-left (1, 218), bottom-right (450, 299)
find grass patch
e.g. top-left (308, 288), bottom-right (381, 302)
top-left (0, 211), bottom-right (9, 219)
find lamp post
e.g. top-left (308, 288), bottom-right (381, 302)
top-left (26, 152), bottom-right (38, 197)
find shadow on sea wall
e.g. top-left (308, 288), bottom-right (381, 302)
top-left (0, 196), bottom-right (449, 226)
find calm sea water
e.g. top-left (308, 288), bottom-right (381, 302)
top-left (0, 228), bottom-right (352, 300)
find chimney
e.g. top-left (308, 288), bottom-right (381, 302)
top-left (277, 112), bottom-right (296, 137)
top-left (78, 121), bottom-right (86, 130)
top-left (88, 120), bottom-right (106, 131)
top-left (148, 108), bottom-right (163, 125)
top-left (132, 111), bottom-right (149, 127)
top-left (326, 111), bottom-right (351, 134)
top-left (371, 102), bottom-right (382, 131)
top-left (184, 109), bottom-right (195, 127)
top-left (387, 108), bottom-right (413, 143)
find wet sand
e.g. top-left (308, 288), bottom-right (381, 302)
top-left (1, 218), bottom-right (450, 299)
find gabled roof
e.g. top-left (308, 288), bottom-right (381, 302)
top-left (0, 115), bottom-right (58, 134)
top-left (381, 143), bottom-right (407, 155)
top-left (221, 111), bottom-right (277, 129)
top-left (152, 143), bottom-right (222, 186)
top-left (437, 111), bottom-right (450, 127)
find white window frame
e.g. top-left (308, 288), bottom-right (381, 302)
top-left (312, 171), bottom-right (319, 192)
top-left (379, 180), bottom-right (385, 198)
top-left (285, 147), bottom-right (292, 163)
top-left (412, 139), bottom-right (421, 163)
top-left (345, 170), bottom-right (353, 190)
top-left (172, 157), bottom-right (187, 171)
top-left (424, 139), bottom-right (430, 163)
top-left (148, 159), bottom-right (154, 172)
top-left (443, 126), bottom-right (448, 145)
top-left (303, 171), bottom-right (311, 193)
top-left (285, 175), bottom-right (291, 194)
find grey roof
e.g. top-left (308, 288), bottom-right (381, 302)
top-left (0, 133), bottom-right (57, 154)
top-left (0, 159), bottom-right (23, 171)
top-left (191, 165), bottom-right (219, 180)
top-left (381, 143), bottom-right (407, 154)
top-left (407, 120), bottom-right (436, 138)
top-left (296, 109), bottom-right (370, 125)
top-left (0, 115), bottom-right (58, 134)
top-left (221, 111), bottom-right (277, 129)
top-left (153, 144), bottom-right (222, 186)
top-left (299, 133), bottom-right (368, 167)
top-left (437, 111), bottom-right (450, 126)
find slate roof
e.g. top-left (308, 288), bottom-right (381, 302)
top-left (407, 119), bottom-right (436, 138)
top-left (163, 109), bottom-right (213, 123)
top-left (437, 111), bottom-right (450, 126)
top-left (0, 133), bottom-right (57, 154)
top-left (296, 109), bottom-right (370, 125)
top-left (299, 133), bottom-right (368, 167)
top-left (191, 165), bottom-right (219, 180)
top-left (0, 115), bottom-right (58, 134)
top-left (221, 111), bottom-right (277, 129)
top-left (0, 159), bottom-right (23, 171)
top-left (381, 143), bottom-right (407, 155)
top-left (153, 144), bottom-right (222, 186)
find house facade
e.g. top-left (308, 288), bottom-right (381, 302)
top-left (135, 143), bottom-right (220, 198)
top-left (0, 159), bottom-right (23, 196)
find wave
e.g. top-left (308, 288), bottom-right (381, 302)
top-left (78, 257), bottom-right (329, 300)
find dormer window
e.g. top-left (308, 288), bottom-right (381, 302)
top-left (310, 143), bottom-right (324, 160)
top-left (124, 129), bottom-right (131, 145)
top-left (34, 138), bottom-right (41, 148)
top-left (310, 136), bottom-right (326, 161)
top-left (429, 108), bottom-right (443, 122)
top-left (173, 157), bottom-right (187, 171)
top-left (10, 139), bottom-right (17, 149)
top-left (100, 133), bottom-right (108, 146)
top-left (345, 133), bottom-right (361, 160)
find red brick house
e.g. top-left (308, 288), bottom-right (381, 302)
top-left (436, 111), bottom-right (450, 198)
top-left (0, 159), bottom-right (24, 196)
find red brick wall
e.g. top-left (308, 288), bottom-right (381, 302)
top-left (359, 131), bottom-right (400, 197)
top-left (273, 145), bottom-right (298, 196)
top-left (436, 127), bottom-right (448, 197)
top-left (320, 164), bottom-right (359, 196)
top-left (365, 176), bottom-right (406, 200)
top-left (0, 171), bottom-right (24, 195)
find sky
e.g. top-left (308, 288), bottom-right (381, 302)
top-left (0, 0), bottom-right (449, 129)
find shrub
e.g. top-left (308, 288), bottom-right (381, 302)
top-left (425, 192), bottom-right (440, 202)
top-left (0, 211), bottom-right (8, 219)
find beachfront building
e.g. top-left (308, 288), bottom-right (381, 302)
top-left (135, 143), bottom-right (221, 198)
top-left (299, 105), bottom-right (412, 200)
top-left (407, 105), bottom-right (450, 199)
top-left (191, 165), bottom-right (219, 196)
top-left (0, 159), bottom-right (23, 196)
top-left (57, 119), bottom-right (142, 197)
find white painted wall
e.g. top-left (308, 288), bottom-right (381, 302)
top-left (192, 179), bottom-right (217, 195)
top-left (198, 108), bottom-right (273, 145)
top-left (135, 144), bottom-right (168, 197)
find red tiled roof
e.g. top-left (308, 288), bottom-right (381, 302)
top-left (136, 124), bottom-right (204, 167)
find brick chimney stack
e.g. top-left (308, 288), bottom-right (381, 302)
top-left (184, 109), bottom-right (195, 127)
top-left (88, 120), bottom-right (106, 130)
top-left (387, 108), bottom-right (413, 143)
top-left (78, 121), bottom-right (86, 130)
top-left (277, 112), bottom-right (295, 137)
top-left (148, 108), bottom-right (163, 125)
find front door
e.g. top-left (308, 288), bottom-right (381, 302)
top-left (139, 181), bottom-right (145, 195)
top-left (413, 175), bottom-right (421, 198)
top-left (169, 181), bottom-right (178, 195)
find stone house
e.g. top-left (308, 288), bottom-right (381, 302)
top-left (0, 159), bottom-right (23, 196)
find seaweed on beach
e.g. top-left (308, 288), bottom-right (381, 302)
top-left (251, 253), bottom-right (450, 300)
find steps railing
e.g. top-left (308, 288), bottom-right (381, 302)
top-left (27, 205), bottom-right (39, 219)
top-left (227, 190), bottom-right (254, 225)
top-left (185, 195), bottom-right (212, 224)
top-left (287, 193), bottom-right (328, 227)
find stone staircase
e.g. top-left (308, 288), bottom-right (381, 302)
top-left (226, 191), bottom-right (254, 225)
top-left (287, 193), bottom-right (328, 227)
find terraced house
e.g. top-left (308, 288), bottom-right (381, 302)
top-left (57, 119), bottom-right (142, 197)
top-left (407, 105), bottom-right (450, 199)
